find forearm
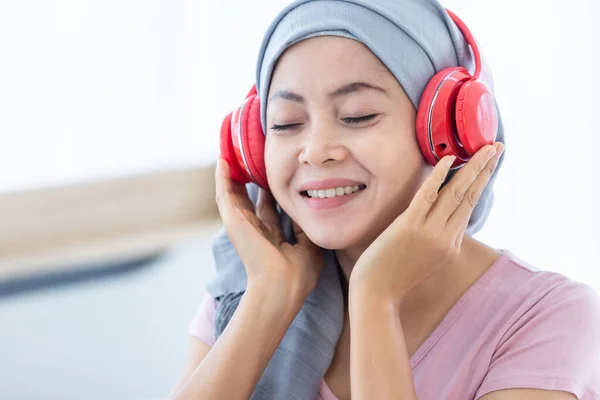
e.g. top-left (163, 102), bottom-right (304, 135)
top-left (349, 286), bottom-right (417, 400)
top-left (172, 283), bottom-right (304, 400)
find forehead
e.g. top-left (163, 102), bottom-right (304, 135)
top-left (269, 36), bottom-right (390, 88)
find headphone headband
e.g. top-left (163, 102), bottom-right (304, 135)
top-left (446, 9), bottom-right (482, 80)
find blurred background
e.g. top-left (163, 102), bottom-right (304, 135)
top-left (0, 0), bottom-right (598, 399)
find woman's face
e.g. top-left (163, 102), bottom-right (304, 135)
top-left (265, 36), bottom-right (431, 251)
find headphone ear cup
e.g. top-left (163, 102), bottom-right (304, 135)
top-left (455, 80), bottom-right (498, 155)
top-left (416, 67), bottom-right (471, 167)
top-left (220, 111), bottom-right (251, 184)
top-left (416, 68), bottom-right (453, 166)
top-left (240, 95), bottom-right (269, 189)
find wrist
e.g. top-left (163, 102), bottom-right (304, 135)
top-left (348, 285), bottom-right (400, 332)
top-left (349, 280), bottom-right (406, 312)
top-left (246, 279), bottom-right (306, 318)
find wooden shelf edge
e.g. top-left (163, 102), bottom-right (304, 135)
top-left (0, 165), bottom-right (222, 281)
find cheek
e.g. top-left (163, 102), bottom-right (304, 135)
top-left (378, 140), bottom-right (423, 173)
top-left (363, 122), bottom-right (428, 203)
top-left (361, 118), bottom-right (423, 174)
top-left (264, 136), bottom-right (296, 196)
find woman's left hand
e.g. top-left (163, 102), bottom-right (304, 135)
top-left (349, 142), bottom-right (504, 308)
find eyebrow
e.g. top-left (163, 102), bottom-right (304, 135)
top-left (268, 81), bottom-right (389, 104)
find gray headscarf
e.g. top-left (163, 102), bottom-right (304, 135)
top-left (207, 1), bottom-right (506, 398)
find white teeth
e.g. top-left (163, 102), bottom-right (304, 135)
top-left (305, 185), bottom-right (364, 198)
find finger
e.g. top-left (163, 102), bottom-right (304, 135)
top-left (215, 157), bottom-right (235, 223)
top-left (292, 220), bottom-right (317, 249)
top-left (255, 188), bottom-right (286, 247)
top-left (227, 208), bottom-right (282, 267)
top-left (406, 154), bottom-right (456, 221)
top-left (215, 157), bottom-right (231, 193)
top-left (446, 143), bottom-right (504, 235)
top-left (214, 159), bottom-right (282, 260)
top-left (453, 217), bottom-right (469, 250)
top-left (428, 144), bottom-right (497, 224)
top-left (215, 157), bottom-right (254, 214)
top-left (256, 188), bottom-right (281, 228)
top-left (231, 181), bottom-right (255, 213)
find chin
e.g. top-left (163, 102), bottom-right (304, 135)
top-left (302, 221), bottom-right (366, 250)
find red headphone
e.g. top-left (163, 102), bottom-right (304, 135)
top-left (220, 9), bottom-right (498, 189)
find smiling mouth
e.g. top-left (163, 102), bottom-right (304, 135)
top-left (300, 184), bottom-right (367, 199)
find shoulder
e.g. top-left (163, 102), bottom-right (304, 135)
top-left (481, 251), bottom-right (599, 314)
top-left (490, 251), bottom-right (600, 348)
top-left (497, 251), bottom-right (600, 321)
top-left (475, 251), bottom-right (600, 399)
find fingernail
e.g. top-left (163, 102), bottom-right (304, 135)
top-left (447, 155), bottom-right (457, 167)
top-left (487, 146), bottom-right (497, 160)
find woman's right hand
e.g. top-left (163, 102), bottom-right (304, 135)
top-left (215, 157), bottom-right (324, 303)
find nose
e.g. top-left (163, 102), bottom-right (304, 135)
top-left (297, 122), bottom-right (348, 166)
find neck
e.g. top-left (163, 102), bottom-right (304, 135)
top-left (335, 246), bottom-right (363, 283)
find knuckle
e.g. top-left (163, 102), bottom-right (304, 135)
top-left (472, 159), bottom-right (486, 174)
top-left (439, 244), bottom-right (453, 257)
top-left (439, 238), bottom-right (459, 257)
top-left (468, 188), bottom-right (482, 208)
top-left (424, 187), bottom-right (439, 203)
top-left (452, 187), bottom-right (465, 203)
top-left (487, 159), bottom-right (499, 174)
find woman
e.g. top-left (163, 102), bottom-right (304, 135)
top-left (171, 1), bottom-right (600, 399)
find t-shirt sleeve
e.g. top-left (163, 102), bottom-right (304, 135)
top-left (188, 292), bottom-right (218, 347)
top-left (475, 281), bottom-right (600, 400)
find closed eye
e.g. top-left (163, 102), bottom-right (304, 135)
top-left (270, 114), bottom-right (378, 131)
top-left (270, 123), bottom-right (302, 132)
top-left (342, 114), bottom-right (378, 124)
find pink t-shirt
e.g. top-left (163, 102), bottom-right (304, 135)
top-left (189, 251), bottom-right (600, 399)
